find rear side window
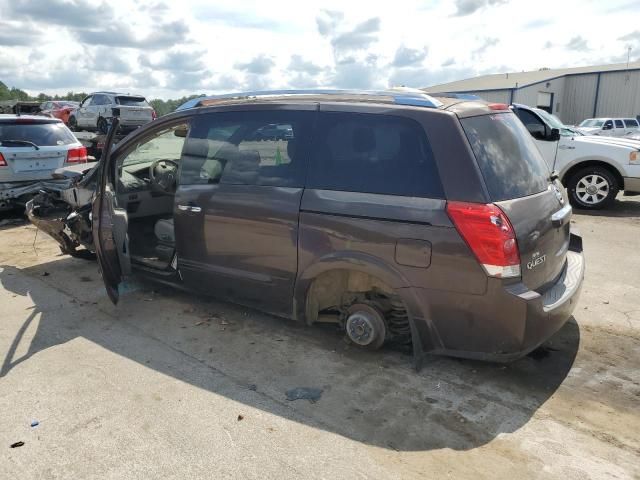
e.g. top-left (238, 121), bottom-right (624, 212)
top-left (0, 122), bottom-right (76, 147)
top-left (614, 119), bottom-right (624, 128)
top-left (306, 112), bottom-right (443, 198)
top-left (461, 113), bottom-right (549, 201)
top-left (624, 119), bottom-right (639, 128)
top-left (181, 110), bottom-right (313, 187)
top-left (116, 96), bottom-right (149, 107)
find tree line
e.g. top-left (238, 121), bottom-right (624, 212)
top-left (0, 81), bottom-right (203, 117)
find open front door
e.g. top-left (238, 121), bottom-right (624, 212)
top-left (92, 117), bottom-right (131, 304)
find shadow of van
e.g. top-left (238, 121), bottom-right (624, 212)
top-left (0, 259), bottom-right (579, 452)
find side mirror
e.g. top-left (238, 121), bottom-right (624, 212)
top-left (549, 128), bottom-right (561, 141)
top-left (603, 124), bottom-right (613, 130)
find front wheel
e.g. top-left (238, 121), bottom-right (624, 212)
top-left (68, 115), bottom-right (78, 131)
top-left (567, 166), bottom-right (618, 210)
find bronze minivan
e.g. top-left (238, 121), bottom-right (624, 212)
top-left (80, 90), bottom-right (585, 365)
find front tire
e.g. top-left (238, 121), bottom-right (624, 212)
top-left (68, 115), bottom-right (78, 131)
top-left (567, 166), bottom-right (618, 210)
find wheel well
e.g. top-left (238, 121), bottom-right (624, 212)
top-left (562, 161), bottom-right (624, 191)
top-left (304, 269), bottom-right (412, 344)
top-left (305, 269), bottom-right (395, 324)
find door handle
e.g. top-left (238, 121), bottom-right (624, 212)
top-left (558, 145), bottom-right (575, 150)
top-left (178, 204), bottom-right (202, 213)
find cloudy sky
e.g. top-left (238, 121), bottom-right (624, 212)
top-left (1, 0), bottom-right (639, 99)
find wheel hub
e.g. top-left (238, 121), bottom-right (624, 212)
top-left (346, 312), bottom-right (376, 345)
top-left (576, 174), bottom-right (609, 204)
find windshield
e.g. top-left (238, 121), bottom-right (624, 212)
top-left (582, 119), bottom-right (604, 127)
top-left (461, 113), bottom-right (550, 201)
top-left (0, 122), bottom-right (76, 147)
top-left (534, 109), bottom-right (583, 136)
top-left (116, 96), bottom-right (149, 107)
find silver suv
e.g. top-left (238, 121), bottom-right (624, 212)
top-left (0, 115), bottom-right (87, 210)
top-left (69, 92), bottom-right (155, 134)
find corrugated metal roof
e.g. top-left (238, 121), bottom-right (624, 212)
top-left (422, 60), bottom-right (640, 93)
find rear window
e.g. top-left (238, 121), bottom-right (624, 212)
top-left (461, 113), bottom-right (550, 201)
top-left (116, 96), bottom-right (149, 107)
top-left (624, 119), bottom-right (639, 128)
top-left (306, 112), bottom-right (444, 198)
top-left (0, 121), bottom-right (76, 147)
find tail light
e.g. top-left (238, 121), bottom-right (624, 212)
top-left (151, 109), bottom-right (157, 120)
top-left (66, 146), bottom-right (88, 164)
top-left (446, 201), bottom-right (521, 278)
top-left (488, 103), bottom-right (509, 110)
top-left (0, 153), bottom-right (6, 167)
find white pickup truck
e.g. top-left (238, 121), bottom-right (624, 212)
top-left (512, 104), bottom-right (640, 210)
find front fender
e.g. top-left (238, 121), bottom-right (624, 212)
top-left (558, 154), bottom-right (625, 182)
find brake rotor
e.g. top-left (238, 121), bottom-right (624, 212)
top-left (345, 303), bottom-right (387, 349)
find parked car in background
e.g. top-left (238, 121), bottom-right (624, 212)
top-left (577, 117), bottom-right (640, 137)
top-left (0, 100), bottom-right (41, 115)
top-left (69, 92), bottom-right (156, 134)
top-left (28, 90), bottom-right (584, 366)
top-left (511, 104), bottom-right (640, 209)
top-left (40, 100), bottom-right (79, 124)
top-left (0, 115), bottom-right (87, 210)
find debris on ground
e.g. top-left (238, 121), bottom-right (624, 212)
top-left (237, 414), bottom-right (244, 421)
top-left (285, 387), bottom-right (323, 403)
top-left (194, 320), bottom-right (209, 326)
top-left (30, 420), bottom-right (39, 427)
top-left (10, 441), bottom-right (25, 448)
top-left (248, 384), bottom-right (257, 391)
top-left (41, 271), bottom-right (50, 277)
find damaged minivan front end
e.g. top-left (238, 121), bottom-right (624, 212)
top-left (26, 163), bottom-right (98, 260)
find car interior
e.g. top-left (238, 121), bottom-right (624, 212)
top-left (116, 124), bottom-right (188, 270)
top-left (116, 120), bottom-right (298, 270)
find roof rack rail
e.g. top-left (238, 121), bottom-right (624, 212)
top-left (176, 89), bottom-right (444, 111)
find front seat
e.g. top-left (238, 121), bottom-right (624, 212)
top-left (154, 218), bottom-right (175, 261)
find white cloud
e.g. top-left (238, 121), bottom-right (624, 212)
top-left (0, 0), bottom-right (638, 99)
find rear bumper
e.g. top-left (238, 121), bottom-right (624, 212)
top-left (410, 232), bottom-right (585, 362)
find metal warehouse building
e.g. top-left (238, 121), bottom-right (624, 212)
top-left (422, 61), bottom-right (640, 125)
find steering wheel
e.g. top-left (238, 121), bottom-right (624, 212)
top-left (149, 159), bottom-right (179, 194)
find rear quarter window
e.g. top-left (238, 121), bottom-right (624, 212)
top-left (461, 113), bottom-right (549, 201)
top-left (306, 112), bottom-right (444, 198)
top-left (0, 122), bottom-right (76, 147)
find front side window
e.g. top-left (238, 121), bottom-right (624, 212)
top-left (604, 120), bottom-right (613, 128)
top-left (180, 110), bottom-right (312, 187)
top-left (306, 112), bottom-right (443, 198)
top-left (514, 108), bottom-right (547, 139)
top-left (120, 124), bottom-right (188, 168)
